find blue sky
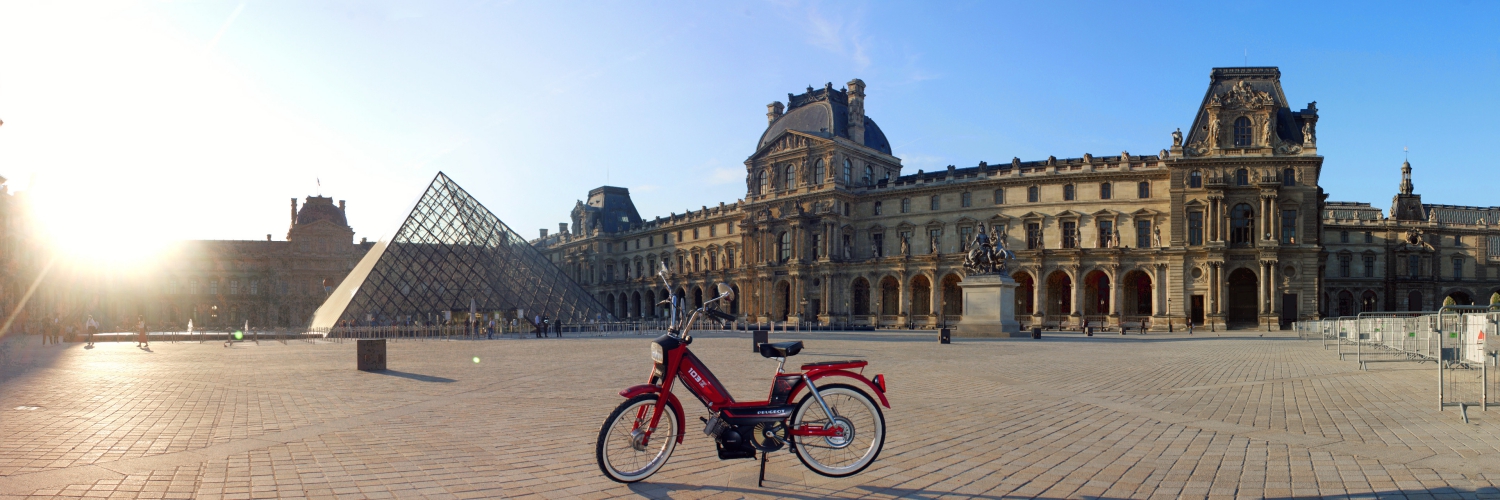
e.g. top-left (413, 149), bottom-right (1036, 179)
top-left (1, 0), bottom-right (1497, 258)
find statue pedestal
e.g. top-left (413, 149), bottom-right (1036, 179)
top-left (955, 274), bottom-right (1023, 337)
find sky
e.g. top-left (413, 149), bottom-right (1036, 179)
top-left (1, 1), bottom-right (1498, 264)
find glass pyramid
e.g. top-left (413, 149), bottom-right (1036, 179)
top-left (310, 172), bottom-right (610, 330)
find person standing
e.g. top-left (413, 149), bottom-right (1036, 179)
top-left (85, 315), bottom-right (98, 347)
top-left (136, 316), bottom-right (149, 348)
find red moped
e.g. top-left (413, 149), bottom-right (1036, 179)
top-left (595, 267), bottom-right (890, 484)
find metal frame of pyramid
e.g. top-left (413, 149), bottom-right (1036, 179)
top-left (310, 172), bottom-right (610, 331)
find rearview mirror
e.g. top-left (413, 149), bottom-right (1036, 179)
top-left (716, 283), bottom-right (734, 302)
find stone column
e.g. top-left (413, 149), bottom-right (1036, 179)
top-left (929, 272), bottom-right (941, 321)
top-left (1269, 262), bottom-right (1279, 315)
top-left (1151, 264), bottom-right (1163, 317)
top-left (1033, 269), bottom-right (1045, 318)
top-left (1108, 267), bottom-right (1121, 316)
top-left (1208, 197), bottom-right (1218, 242)
top-left (1257, 261), bottom-right (1267, 316)
top-left (1218, 263), bottom-right (1229, 315)
top-left (1069, 267), bottom-right (1083, 316)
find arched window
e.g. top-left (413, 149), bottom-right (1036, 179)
top-left (1233, 117), bottom-right (1253, 147)
top-left (756, 170), bottom-right (767, 195)
top-left (1188, 171), bottom-right (1202, 188)
top-left (782, 164), bottom-right (795, 191)
top-left (813, 160), bottom-right (825, 185)
top-left (1027, 186), bottom-right (1039, 203)
top-left (1282, 168), bottom-right (1295, 186)
top-left (1099, 182), bottom-right (1112, 200)
top-left (777, 231), bottom-right (790, 263)
top-left (1063, 184), bottom-right (1075, 201)
top-left (1230, 203), bottom-right (1254, 246)
top-left (863, 166), bottom-right (874, 186)
top-left (1235, 168), bottom-right (1249, 186)
top-left (843, 159), bottom-right (852, 185)
top-left (1137, 181), bottom-right (1150, 199)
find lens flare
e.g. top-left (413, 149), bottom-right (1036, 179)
top-left (472, 356), bottom-right (480, 364)
top-left (234, 331), bottom-right (243, 340)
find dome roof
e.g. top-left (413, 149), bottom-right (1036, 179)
top-left (757, 86), bottom-right (892, 155)
top-left (297, 196), bottom-right (347, 227)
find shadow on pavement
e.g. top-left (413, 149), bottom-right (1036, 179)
top-left (373, 370), bottom-right (456, 383)
top-left (0, 335), bottom-right (75, 385)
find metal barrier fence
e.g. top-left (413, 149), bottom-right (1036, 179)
top-left (1296, 306), bottom-right (1499, 415)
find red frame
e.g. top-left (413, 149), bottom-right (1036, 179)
top-left (618, 342), bottom-right (889, 447)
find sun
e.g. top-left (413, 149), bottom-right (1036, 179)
top-left (26, 186), bottom-right (174, 274)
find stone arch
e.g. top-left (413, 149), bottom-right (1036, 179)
top-left (1122, 269), bottom-right (1153, 316)
top-left (1360, 290), bottom-right (1379, 313)
top-left (692, 286), bottom-right (704, 309)
top-left (632, 291), bottom-right (643, 318)
top-left (911, 275), bottom-right (933, 316)
top-left (773, 280), bottom-right (791, 321)
top-left (1226, 268), bottom-right (1256, 322)
top-left (1337, 290), bottom-right (1354, 317)
top-left (606, 293), bottom-right (617, 318)
top-left (729, 284), bottom-right (741, 315)
top-left (879, 276), bottom-right (900, 316)
top-left (1445, 290), bottom-right (1474, 306)
top-left (1045, 270), bottom-right (1073, 316)
top-left (1083, 269), bottom-right (1111, 315)
top-left (851, 277), bottom-right (871, 316)
top-left (1407, 290), bottom-right (1423, 312)
top-left (941, 273), bottom-right (963, 316)
top-left (1013, 271), bottom-right (1035, 316)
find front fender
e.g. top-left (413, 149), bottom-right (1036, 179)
top-left (792, 370), bottom-right (891, 408)
top-left (617, 385), bottom-right (686, 443)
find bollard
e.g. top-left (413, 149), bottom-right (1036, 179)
top-left (939, 328), bottom-right (951, 344)
top-left (1121, 326), bottom-right (1128, 335)
top-left (357, 339), bottom-right (387, 371)
top-left (1031, 327), bottom-right (1042, 339)
top-left (1085, 326), bottom-right (1093, 337)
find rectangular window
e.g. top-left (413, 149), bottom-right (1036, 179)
top-left (872, 233), bottom-right (885, 257)
top-left (1137, 181), bottom-right (1151, 199)
top-left (1364, 231), bottom-right (1373, 244)
top-left (1061, 221), bottom-right (1078, 249)
top-left (1136, 220), bottom-right (1151, 248)
top-left (994, 188), bottom-right (1005, 205)
top-left (960, 226), bottom-right (973, 250)
top-left (930, 195), bottom-right (940, 211)
top-left (693, 228), bottom-right (699, 239)
top-left (1098, 220), bottom-right (1114, 248)
top-left (709, 225), bottom-right (716, 237)
top-left (1027, 186), bottom-right (1039, 203)
top-left (1408, 255), bottom-right (1420, 278)
top-left (677, 231), bottom-right (684, 242)
top-left (726, 248), bottom-right (735, 268)
top-left (1185, 212), bottom-right (1202, 246)
top-left (1100, 183), bottom-right (1112, 200)
top-left (209, 280), bottom-right (218, 295)
top-left (1340, 255), bottom-right (1351, 278)
top-left (1453, 257), bottom-right (1464, 280)
top-left (1454, 235), bottom-right (1463, 246)
top-left (961, 192), bottom-right (972, 208)
top-left (1340, 231), bottom-right (1349, 243)
top-left (812, 234), bottom-right (821, 259)
top-left (169, 280), bottom-right (179, 295)
top-left (728, 224), bottom-right (734, 234)
top-left (230, 280), bottom-right (240, 295)
top-left (1280, 210), bottom-right (1297, 244)
top-left (649, 235), bottom-right (654, 247)
top-left (1363, 255), bottom-right (1375, 278)
top-left (1026, 222), bottom-right (1042, 250)
top-left (900, 198), bottom-right (910, 213)
top-left (873, 201), bottom-right (883, 215)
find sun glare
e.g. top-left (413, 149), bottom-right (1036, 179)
top-left (28, 186), bottom-right (174, 273)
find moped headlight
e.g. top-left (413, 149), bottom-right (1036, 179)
top-left (651, 342), bottom-right (664, 363)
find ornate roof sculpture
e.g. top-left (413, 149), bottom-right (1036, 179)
top-left (295, 196), bottom-right (348, 227)
top-left (758, 80), bottom-right (892, 155)
top-left (1181, 67), bottom-right (1318, 157)
top-left (310, 172), bottom-right (611, 330)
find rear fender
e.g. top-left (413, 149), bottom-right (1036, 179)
top-left (790, 370), bottom-right (891, 408)
top-left (617, 384), bottom-right (686, 443)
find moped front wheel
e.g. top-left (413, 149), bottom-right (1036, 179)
top-left (596, 394), bottom-right (679, 483)
top-left (791, 383), bottom-right (885, 477)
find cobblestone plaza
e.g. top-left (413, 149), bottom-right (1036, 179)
top-left (2, 332), bottom-right (1499, 499)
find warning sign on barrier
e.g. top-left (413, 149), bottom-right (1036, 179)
top-left (1463, 314), bottom-right (1492, 365)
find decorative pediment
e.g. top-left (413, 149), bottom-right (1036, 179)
top-left (753, 130), bottom-right (824, 158)
top-left (1018, 211), bottom-right (1045, 221)
top-left (1183, 198), bottom-right (1207, 208)
top-left (1056, 210), bottom-right (1084, 219)
top-left (867, 223), bottom-right (886, 232)
top-left (1131, 208), bottom-right (1162, 217)
top-left (1091, 209), bottom-right (1118, 218)
top-left (954, 216), bottom-right (978, 225)
top-left (896, 221), bottom-right (916, 231)
top-left (923, 219), bottom-right (945, 229)
top-left (988, 214), bottom-right (1013, 223)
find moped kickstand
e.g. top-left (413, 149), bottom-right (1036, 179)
top-left (758, 451), bottom-right (767, 487)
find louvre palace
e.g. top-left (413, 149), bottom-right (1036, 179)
top-left (536, 67), bottom-right (1500, 331)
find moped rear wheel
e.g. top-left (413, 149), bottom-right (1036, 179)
top-left (596, 394), bottom-right (679, 483)
top-left (791, 383), bottom-right (885, 477)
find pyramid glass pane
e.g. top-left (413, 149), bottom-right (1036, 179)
top-left (310, 173), bottom-right (611, 330)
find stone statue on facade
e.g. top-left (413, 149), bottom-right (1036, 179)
top-left (1152, 227), bottom-right (1162, 248)
top-left (843, 242), bottom-right (852, 261)
top-left (929, 234), bottom-right (940, 255)
top-left (900, 236), bottom-right (910, 257)
top-left (1172, 128), bottom-right (1183, 147)
top-left (1302, 121), bottom-right (1316, 145)
top-left (870, 241), bottom-right (880, 259)
top-left (963, 225), bottom-right (1015, 276)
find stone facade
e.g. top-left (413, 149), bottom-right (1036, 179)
top-left (1321, 161), bottom-right (1500, 315)
top-left (12, 195), bottom-right (373, 331)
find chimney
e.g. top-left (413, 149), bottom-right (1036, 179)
top-left (766, 101), bottom-right (784, 125)
top-left (361, 237), bottom-right (367, 244)
top-left (339, 200), bottom-right (346, 212)
top-left (266, 234), bottom-right (272, 241)
top-left (540, 228), bottom-right (549, 239)
top-left (290, 198), bottom-right (298, 225)
top-left (559, 222), bottom-right (568, 235)
top-left (846, 78), bottom-right (866, 146)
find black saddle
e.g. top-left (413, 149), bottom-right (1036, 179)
top-left (758, 341), bottom-right (803, 359)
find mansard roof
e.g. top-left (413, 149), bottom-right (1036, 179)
top-left (758, 83), bottom-right (892, 155)
top-left (1423, 204), bottom-right (1500, 225)
top-left (1184, 67), bottom-right (1311, 147)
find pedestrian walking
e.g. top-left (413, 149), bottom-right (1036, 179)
top-left (85, 315), bottom-right (98, 347)
top-left (136, 316), bottom-right (149, 348)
